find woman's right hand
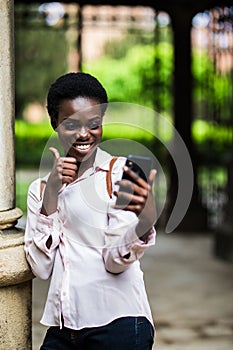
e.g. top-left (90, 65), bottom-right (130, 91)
top-left (47, 147), bottom-right (77, 193)
top-left (41, 147), bottom-right (77, 216)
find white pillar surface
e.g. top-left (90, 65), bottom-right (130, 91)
top-left (0, 0), bottom-right (23, 228)
top-left (0, 0), bottom-right (16, 211)
top-left (0, 1), bottom-right (33, 349)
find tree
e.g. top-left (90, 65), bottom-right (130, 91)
top-left (15, 24), bottom-right (68, 117)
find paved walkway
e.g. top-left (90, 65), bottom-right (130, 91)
top-left (31, 231), bottom-right (233, 350)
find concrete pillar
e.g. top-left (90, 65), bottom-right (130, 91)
top-left (0, 1), bottom-right (33, 349)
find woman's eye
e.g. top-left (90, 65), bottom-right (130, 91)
top-left (88, 120), bottom-right (101, 130)
top-left (63, 120), bottom-right (77, 130)
top-left (62, 118), bottom-right (101, 131)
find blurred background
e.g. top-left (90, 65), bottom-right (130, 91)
top-left (13, 1), bottom-right (233, 348)
top-left (15, 1), bottom-right (233, 238)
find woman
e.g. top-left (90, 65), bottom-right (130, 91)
top-left (24, 72), bottom-right (157, 350)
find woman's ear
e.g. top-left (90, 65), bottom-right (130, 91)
top-left (51, 117), bottom-right (58, 131)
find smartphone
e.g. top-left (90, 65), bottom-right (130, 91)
top-left (116, 155), bottom-right (152, 205)
top-left (123, 155), bottom-right (152, 183)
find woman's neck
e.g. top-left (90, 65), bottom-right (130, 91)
top-left (75, 149), bottom-right (97, 179)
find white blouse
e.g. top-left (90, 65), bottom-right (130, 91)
top-left (24, 148), bottom-right (155, 330)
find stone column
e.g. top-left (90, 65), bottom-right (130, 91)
top-left (0, 1), bottom-right (33, 349)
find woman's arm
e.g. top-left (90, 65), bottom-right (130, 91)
top-left (103, 160), bottom-right (156, 274)
top-left (115, 166), bottom-right (157, 241)
top-left (24, 147), bottom-right (77, 278)
top-left (24, 179), bottom-right (61, 280)
top-left (103, 209), bottom-right (155, 274)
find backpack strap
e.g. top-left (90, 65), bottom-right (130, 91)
top-left (106, 157), bottom-right (118, 198)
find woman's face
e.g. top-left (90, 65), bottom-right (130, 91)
top-left (56, 97), bottom-right (103, 164)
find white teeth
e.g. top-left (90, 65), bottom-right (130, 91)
top-left (76, 144), bottom-right (91, 150)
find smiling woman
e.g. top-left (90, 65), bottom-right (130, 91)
top-left (56, 97), bottom-right (103, 167)
top-left (41, 72), bottom-right (109, 185)
top-left (24, 72), bottom-right (156, 350)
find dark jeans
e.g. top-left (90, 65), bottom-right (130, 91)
top-left (40, 316), bottom-right (154, 350)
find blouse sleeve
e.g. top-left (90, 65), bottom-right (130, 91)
top-left (24, 178), bottom-right (61, 280)
top-left (102, 158), bottom-right (156, 274)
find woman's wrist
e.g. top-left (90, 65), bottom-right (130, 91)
top-left (136, 221), bottom-right (154, 242)
top-left (41, 186), bottom-right (59, 216)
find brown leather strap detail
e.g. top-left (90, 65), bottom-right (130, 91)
top-left (40, 181), bottom-right (46, 200)
top-left (106, 157), bottom-right (118, 198)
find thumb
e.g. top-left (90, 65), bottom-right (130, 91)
top-left (148, 169), bottom-right (157, 187)
top-left (49, 147), bottom-right (60, 160)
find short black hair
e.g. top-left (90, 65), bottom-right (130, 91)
top-left (47, 72), bottom-right (108, 130)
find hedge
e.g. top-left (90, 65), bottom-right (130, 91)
top-left (15, 119), bottom-right (232, 168)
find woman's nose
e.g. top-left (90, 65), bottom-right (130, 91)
top-left (77, 125), bottom-right (89, 138)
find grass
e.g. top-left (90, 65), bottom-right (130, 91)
top-left (16, 169), bottom-right (39, 214)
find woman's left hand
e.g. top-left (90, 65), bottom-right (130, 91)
top-left (114, 166), bottom-right (157, 241)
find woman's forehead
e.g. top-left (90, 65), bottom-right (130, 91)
top-left (58, 97), bottom-right (102, 119)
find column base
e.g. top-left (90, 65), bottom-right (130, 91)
top-left (0, 207), bottom-right (23, 230)
top-left (0, 280), bottom-right (32, 349)
top-left (0, 227), bottom-right (33, 349)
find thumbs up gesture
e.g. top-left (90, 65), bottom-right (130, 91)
top-left (48, 147), bottom-right (77, 191)
top-left (40, 148), bottom-right (77, 216)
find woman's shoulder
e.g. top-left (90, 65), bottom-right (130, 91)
top-left (97, 147), bottom-right (126, 170)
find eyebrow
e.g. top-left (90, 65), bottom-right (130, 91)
top-left (61, 115), bottom-right (102, 122)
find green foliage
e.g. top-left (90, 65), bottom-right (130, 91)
top-left (14, 18), bottom-right (232, 168)
top-left (15, 117), bottom-right (232, 168)
top-left (15, 27), bottom-right (69, 116)
top-left (15, 120), bottom-right (53, 138)
top-left (103, 124), bottom-right (153, 141)
top-left (104, 29), bottom-right (155, 59)
top-left (84, 42), bottom-right (173, 112)
top-left (15, 120), bottom-right (156, 167)
top-left (192, 119), bottom-right (233, 162)
top-left (192, 50), bottom-right (233, 161)
top-left (16, 178), bottom-right (32, 214)
top-left (15, 120), bottom-right (54, 167)
top-left (192, 50), bottom-right (233, 123)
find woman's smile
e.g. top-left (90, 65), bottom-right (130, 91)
top-left (74, 143), bottom-right (93, 151)
top-left (71, 141), bottom-right (95, 156)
